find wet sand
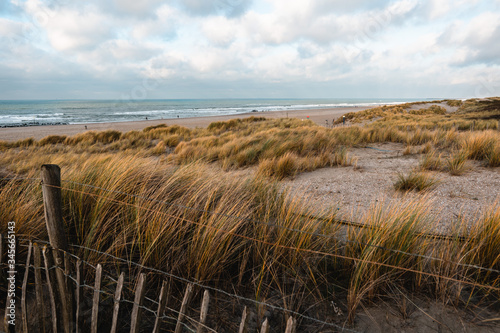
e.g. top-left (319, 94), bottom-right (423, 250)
top-left (0, 106), bottom-right (373, 141)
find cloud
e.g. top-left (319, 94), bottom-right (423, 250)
top-left (242, 0), bottom-right (419, 46)
top-left (1, 0), bottom-right (499, 99)
top-left (440, 12), bottom-right (500, 66)
top-left (130, 5), bottom-right (179, 40)
top-left (19, 1), bottom-right (114, 52)
top-left (201, 16), bottom-right (238, 47)
top-left (106, 0), bottom-right (165, 17)
top-left (178, 0), bottom-right (253, 17)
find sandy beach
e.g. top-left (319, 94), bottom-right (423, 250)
top-left (0, 106), bottom-right (372, 142)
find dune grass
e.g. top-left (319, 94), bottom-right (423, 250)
top-left (1, 155), bottom-right (499, 324)
top-left (0, 98), bottom-right (499, 327)
top-left (394, 170), bottom-right (441, 192)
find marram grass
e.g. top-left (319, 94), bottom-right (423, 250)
top-left (1, 98), bottom-right (500, 325)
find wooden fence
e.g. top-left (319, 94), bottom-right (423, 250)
top-left (1, 237), bottom-right (298, 333)
top-left (1, 165), bottom-right (298, 332)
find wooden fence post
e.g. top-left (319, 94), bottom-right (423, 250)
top-left (238, 306), bottom-right (248, 333)
top-left (152, 279), bottom-right (170, 333)
top-left (75, 260), bottom-right (82, 333)
top-left (33, 243), bottom-right (46, 332)
top-left (175, 283), bottom-right (194, 333)
top-left (260, 318), bottom-right (269, 333)
top-left (91, 264), bottom-right (103, 333)
top-left (41, 164), bottom-right (73, 333)
top-left (43, 246), bottom-right (59, 333)
top-left (21, 241), bottom-right (33, 333)
top-left (130, 273), bottom-right (147, 333)
top-left (284, 316), bottom-right (296, 333)
top-left (110, 272), bottom-right (125, 333)
top-left (196, 290), bottom-right (210, 333)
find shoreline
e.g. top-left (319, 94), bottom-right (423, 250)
top-left (0, 106), bottom-right (374, 141)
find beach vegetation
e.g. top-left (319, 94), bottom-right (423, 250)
top-left (1, 98), bottom-right (500, 327)
top-left (38, 135), bottom-right (67, 146)
top-left (446, 150), bottom-right (469, 175)
top-left (419, 149), bottom-right (443, 171)
top-left (393, 170), bottom-right (440, 192)
top-left (446, 99), bottom-right (463, 107)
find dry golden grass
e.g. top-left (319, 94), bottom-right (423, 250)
top-left (1, 98), bottom-right (499, 325)
top-left (394, 170), bottom-right (441, 192)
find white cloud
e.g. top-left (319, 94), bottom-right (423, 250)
top-left (439, 12), bottom-right (500, 66)
top-left (20, 1), bottom-right (114, 52)
top-left (107, 0), bottom-right (165, 16)
top-left (1, 0), bottom-right (499, 99)
top-left (131, 5), bottom-right (179, 40)
top-left (201, 16), bottom-right (238, 47)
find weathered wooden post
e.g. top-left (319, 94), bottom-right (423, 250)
top-left (196, 290), bottom-right (210, 333)
top-left (41, 164), bottom-right (73, 333)
top-left (91, 264), bottom-right (103, 333)
top-left (130, 273), bottom-right (147, 333)
top-left (152, 279), bottom-right (170, 333)
top-left (175, 283), bottom-right (194, 333)
top-left (110, 272), bottom-right (125, 333)
top-left (284, 316), bottom-right (296, 333)
top-left (238, 307), bottom-right (248, 333)
top-left (21, 242), bottom-right (33, 332)
top-left (33, 243), bottom-right (46, 332)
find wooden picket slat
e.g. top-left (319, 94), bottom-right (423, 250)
top-left (130, 273), bottom-right (147, 333)
top-left (91, 264), bottom-right (103, 333)
top-left (33, 243), bottom-right (46, 333)
top-left (174, 283), bottom-right (194, 333)
top-left (110, 272), bottom-right (125, 333)
top-left (21, 241), bottom-right (33, 333)
top-left (152, 279), bottom-right (170, 333)
top-left (75, 260), bottom-right (82, 333)
top-left (284, 316), bottom-right (296, 333)
top-left (196, 290), bottom-right (210, 333)
top-left (238, 306), bottom-right (248, 333)
top-left (260, 318), bottom-right (269, 333)
top-left (42, 245), bottom-right (59, 333)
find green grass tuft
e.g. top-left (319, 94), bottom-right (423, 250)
top-left (394, 170), bottom-right (440, 192)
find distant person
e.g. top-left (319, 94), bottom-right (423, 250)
top-left (84, 125), bottom-right (87, 130)
top-left (146, 117), bottom-right (148, 120)
top-left (177, 115), bottom-right (179, 118)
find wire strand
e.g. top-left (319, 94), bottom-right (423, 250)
top-left (48, 182), bottom-right (498, 275)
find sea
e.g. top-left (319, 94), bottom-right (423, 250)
top-left (0, 98), bottom-right (432, 128)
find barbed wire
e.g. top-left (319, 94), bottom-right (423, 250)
top-left (61, 179), bottom-right (467, 241)
top-left (2, 175), bottom-right (482, 273)
top-left (19, 248), bottom-right (207, 333)
top-left (6, 179), bottom-right (500, 330)
top-left (16, 236), bottom-right (500, 333)
top-left (48, 181), bottom-right (498, 275)
top-left (19, 241), bottom-right (345, 332)
top-left (48, 183), bottom-right (500, 277)
top-left (65, 243), bottom-right (360, 332)
top-left (0, 176), bottom-right (40, 182)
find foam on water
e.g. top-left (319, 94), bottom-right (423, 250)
top-left (0, 98), bottom-right (431, 127)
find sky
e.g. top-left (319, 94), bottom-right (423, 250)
top-left (0, 0), bottom-right (499, 100)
